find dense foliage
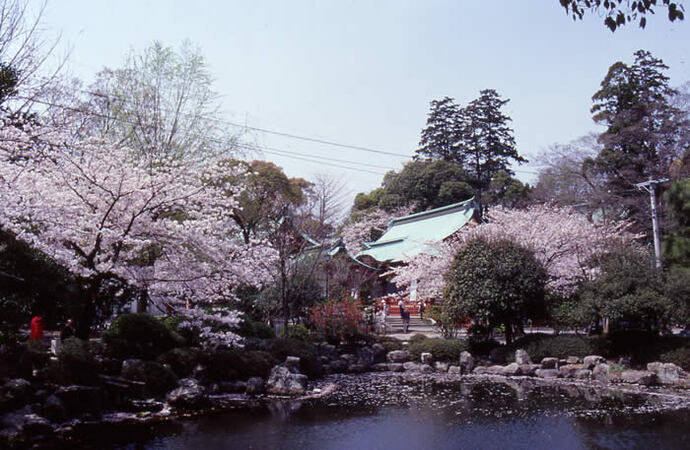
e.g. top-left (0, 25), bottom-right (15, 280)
top-left (444, 238), bottom-right (548, 344)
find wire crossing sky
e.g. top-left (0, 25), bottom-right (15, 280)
top-left (37, 0), bottom-right (690, 202)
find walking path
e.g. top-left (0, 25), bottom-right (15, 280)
top-left (383, 314), bottom-right (446, 340)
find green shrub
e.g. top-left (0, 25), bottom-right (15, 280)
top-left (468, 339), bottom-right (502, 357)
top-left (288, 324), bottom-right (309, 341)
top-left (408, 337), bottom-right (468, 362)
top-left (236, 319), bottom-right (275, 340)
top-left (268, 338), bottom-right (322, 378)
top-left (205, 348), bottom-right (277, 381)
top-left (509, 334), bottom-right (595, 361)
top-left (375, 335), bottom-right (403, 353)
top-left (660, 347), bottom-right (690, 371)
top-left (409, 334), bottom-right (428, 345)
top-left (103, 313), bottom-right (185, 359)
top-left (56, 337), bottom-right (100, 385)
top-left (156, 347), bottom-right (204, 378)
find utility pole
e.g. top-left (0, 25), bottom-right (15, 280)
top-left (634, 178), bottom-right (669, 270)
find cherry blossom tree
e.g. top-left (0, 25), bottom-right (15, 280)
top-left (388, 204), bottom-right (640, 298)
top-left (340, 205), bottom-right (413, 255)
top-left (0, 122), bottom-right (275, 343)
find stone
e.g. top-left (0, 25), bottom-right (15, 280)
top-left (266, 365), bottom-right (308, 395)
top-left (419, 364), bottom-right (434, 373)
top-left (121, 359), bottom-right (178, 396)
top-left (166, 378), bottom-right (206, 409)
top-left (592, 363), bottom-right (610, 382)
top-left (403, 361), bottom-right (421, 372)
top-left (320, 344), bottom-right (338, 360)
top-left (387, 350), bottom-right (407, 363)
top-left (21, 414), bottom-right (53, 435)
top-left (518, 364), bottom-right (540, 376)
top-left (356, 347), bottom-right (375, 367)
top-left (347, 364), bottom-right (367, 373)
top-left (285, 356), bottom-right (301, 373)
top-left (41, 395), bottom-right (66, 422)
top-left (566, 356), bottom-right (581, 365)
top-left (448, 365), bottom-right (462, 374)
top-left (246, 377), bottom-right (265, 395)
top-left (501, 363), bottom-right (521, 376)
top-left (535, 369), bottom-right (559, 379)
top-left (574, 369), bottom-right (592, 380)
top-left (371, 363), bottom-right (389, 372)
top-left (647, 362), bottom-right (685, 385)
top-left (420, 352), bottom-right (433, 365)
top-left (55, 386), bottom-right (103, 416)
top-left (515, 349), bottom-right (532, 365)
top-left (472, 366), bottom-right (489, 375)
top-left (558, 364), bottom-right (584, 379)
top-left (340, 354), bottom-right (357, 365)
top-left (540, 357), bottom-right (558, 369)
top-left (371, 344), bottom-right (387, 363)
top-left (327, 360), bottom-right (348, 374)
top-left (434, 361), bottom-right (449, 372)
top-left (459, 351), bottom-right (475, 374)
top-left (486, 365), bottom-right (506, 375)
top-left (583, 355), bottom-right (606, 370)
top-left (387, 363), bottom-right (404, 372)
top-left (621, 370), bottom-right (657, 386)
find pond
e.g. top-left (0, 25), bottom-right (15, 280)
top-left (102, 374), bottom-right (690, 449)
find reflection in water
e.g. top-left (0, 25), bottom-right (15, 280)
top-left (110, 374), bottom-right (690, 450)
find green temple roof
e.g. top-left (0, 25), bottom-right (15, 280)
top-left (356, 198), bottom-right (479, 263)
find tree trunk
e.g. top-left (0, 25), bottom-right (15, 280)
top-left (76, 286), bottom-right (98, 340)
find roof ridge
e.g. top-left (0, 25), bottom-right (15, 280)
top-left (390, 197), bottom-right (475, 225)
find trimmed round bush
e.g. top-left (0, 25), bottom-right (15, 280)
top-left (288, 324), bottom-right (309, 341)
top-left (509, 334), bottom-right (595, 361)
top-left (205, 348), bottom-right (277, 381)
top-left (156, 347), bottom-right (204, 378)
top-left (408, 337), bottom-right (468, 362)
top-left (103, 313), bottom-right (185, 359)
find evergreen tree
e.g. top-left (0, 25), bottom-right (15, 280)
top-left (416, 97), bottom-right (462, 162)
top-left (457, 89), bottom-right (527, 196)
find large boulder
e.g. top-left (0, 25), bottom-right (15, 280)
top-left (574, 369), bottom-right (592, 380)
top-left (448, 365), bottom-right (462, 374)
top-left (566, 356), bottom-right (581, 365)
top-left (319, 344), bottom-right (338, 360)
top-left (41, 395), bottom-right (67, 422)
top-left (459, 351), bottom-right (475, 374)
top-left (583, 355), bottom-right (606, 370)
top-left (54, 385), bottom-right (104, 416)
top-left (403, 361), bottom-right (421, 372)
top-left (325, 360), bottom-right (348, 374)
top-left (558, 364), bottom-right (584, 379)
top-left (246, 377), bottom-right (265, 395)
top-left (285, 356), bottom-right (301, 373)
top-left (387, 350), bottom-right (407, 363)
top-left (592, 363), bottom-right (610, 383)
top-left (166, 378), bottom-right (207, 409)
top-left (486, 365), bottom-right (506, 375)
top-left (266, 365), bottom-right (307, 395)
top-left (387, 363), bottom-right (404, 372)
top-left (21, 414), bottom-right (54, 436)
top-left (540, 357), bottom-right (558, 369)
top-left (515, 349), bottom-right (532, 365)
top-left (519, 364), bottom-right (540, 376)
top-left (434, 361), bottom-right (450, 372)
top-left (356, 347), bottom-right (375, 367)
top-left (621, 370), bottom-right (657, 386)
top-left (420, 353), bottom-right (433, 365)
top-left (647, 362), bottom-right (685, 386)
top-left (501, 363), bottom-right (521, 376)
top-left (121, 359), bottom-right (178, 396)
top-left (535, 369), bottom-right (559, 379)
top-left (371, 344), bottom-right (387, 363)
top-left (1, 378), bottom-right (32, 411)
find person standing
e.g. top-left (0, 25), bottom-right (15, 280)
top-left (60, 319), bottom-right (75, 340)
top-left (29, 316), bottom-right (44, 340)
top-left (419, 300), bottom-right (426, 320)
top-left (398, 298), bottom-right (405, 317)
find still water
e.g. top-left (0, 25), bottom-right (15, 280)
top-left (112, 374), bottom-right (690, 450)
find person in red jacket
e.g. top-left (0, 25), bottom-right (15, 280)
top-left (29, 316), bottom-right (44, 340)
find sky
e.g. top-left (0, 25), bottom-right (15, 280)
top-left (34, 0), bottom-right (690, 205)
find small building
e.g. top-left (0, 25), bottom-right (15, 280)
top-left (355, 198), bottom-right (481, 311)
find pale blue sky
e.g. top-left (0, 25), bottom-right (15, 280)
top-left (37, 0), bottom-right (690, 201)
